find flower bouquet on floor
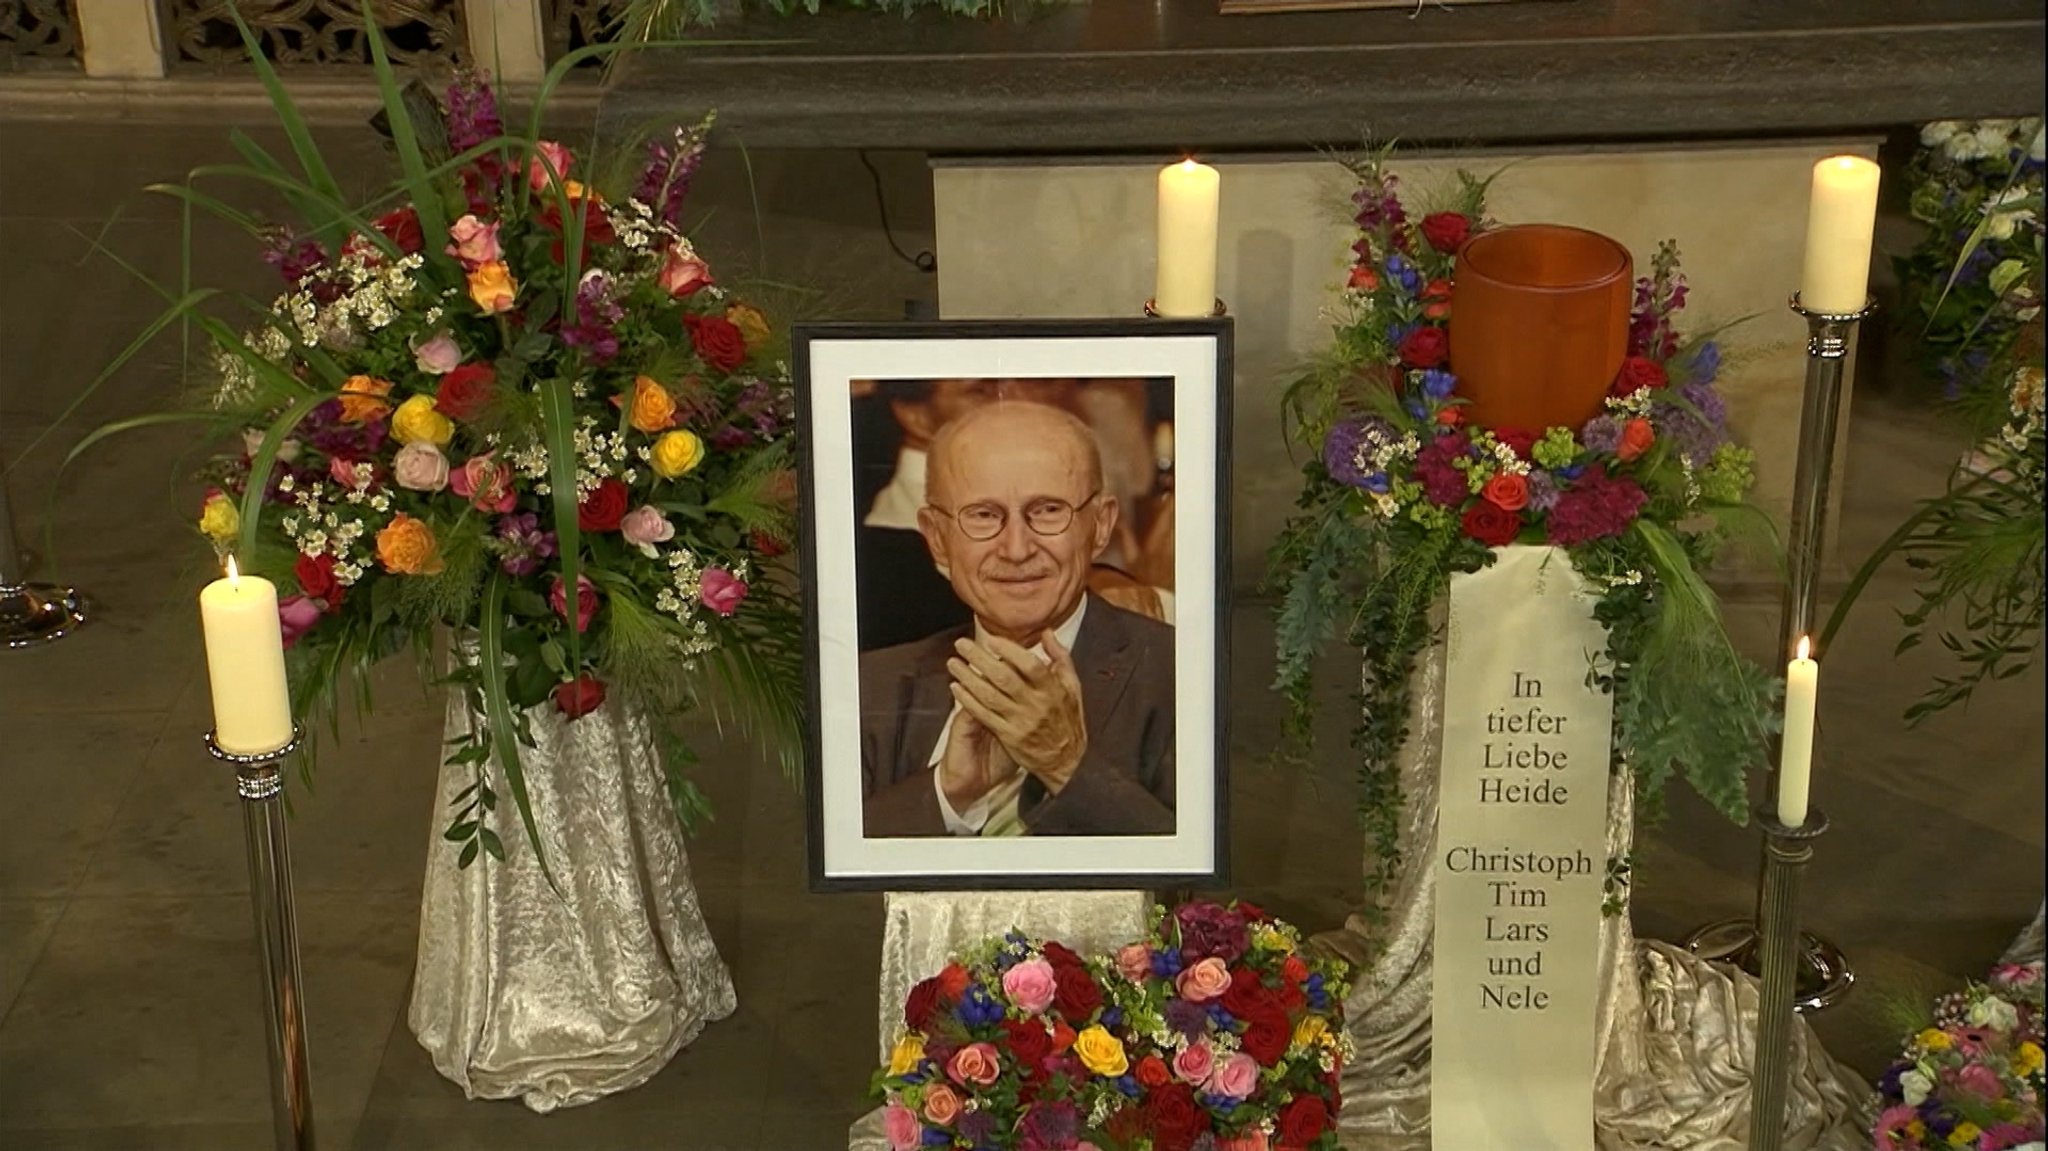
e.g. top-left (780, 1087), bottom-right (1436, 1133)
top-left (1873, 961), bottom-right (2044, 1151)
top-left (68, 9), bottom-right (802, 866)
top-left (872, 902), bottom-right (1350, 1151)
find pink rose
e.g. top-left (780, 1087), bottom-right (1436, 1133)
top-left (1175, 956), bottom-right (1232, 1003)
top-left (1172, 1040), bottom-right (1216, 1085)
top-left (529, 140), bottom-right (573, 192)
top-left (699, 567), bottom-right (747, 617)
top-left (1207, 1051), bottom-right (1260, 1100)
top-left (946, 1042), bottom-right (1001, 1088)
top-left (277, 594), bottom-right (323, 649)
top-left (658, 243), bottom-right (713, 297)
top-left (1001, 958), bottom-right (1058, 1014)
top-left (920, 1082), bottom-right (962, 1126)
top-left (1218, 1132), bottom-right (1270, 1151)
top-left (549, 573), bottom-right (599, 634)
top-left (446, 214), bottom-right (502, 268)
top-left (328, 456), bottom-right (370, 490)
top-left (392, 442), bottom-right (449, 492)
top-left (619, 506), bottom-right (675, 554)
top-left (882, 1103), bottom-right (920, 1151)
top-left (1954, 1063), bottom-right (2006, 1101)
top-left (412, 331), bottom-right (462, 375)
top-left (1115, 943), bottom-right (1153, 983)
top-left (449, 452), bottom-right (516, 513)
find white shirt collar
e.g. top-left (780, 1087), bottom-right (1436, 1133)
top-left (975, 593), bottom-right (1087, 658)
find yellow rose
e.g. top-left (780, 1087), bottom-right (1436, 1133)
top-left (2016, 1040), bottom-right (2045, 1077)
top-left (651, 429), bottom-right (705, 479)
top-left (198, 492), bottom-right (240, 542)
top-left (466, 261), bottom-right (518, 315)
top-left (1293, 1016), bottom-right (1328, 1051)
top-left (629, 376), bottom-right (679, 434)
top-left (1917, 1028), bottom-right (1953, 1051)
top-left (390, 394), bottom-right (454, 447)
top-left (1073, 1025), bottom-right (1128, 1078)
top-left (727, 303), bottom-right (772, 351)
top-left (886, 1033), bottom-right (925, 1077)
top-left (1949, 1122), bottom-right (1981, 1147)
top-left (338, 375), bottom-right (394, 424)
top-left (375, 513), bottom-right (445, 576)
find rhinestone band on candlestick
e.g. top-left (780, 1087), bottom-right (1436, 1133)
top-left (199, 557), bottom-right (316, 1151)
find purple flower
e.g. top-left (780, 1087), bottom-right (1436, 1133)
top-left (635, 113), bottom-right (715, 228)
top-left (1174, 902), bottom-right (1249, 963)
top-left (1580, 415), bottom-right (1624, 457)
top-left (302, 401), bottom-right (389, 459)
top-left (561, 271), bottom-right (625, 364)
top-left (497, 512), bottom-right (557, 577)
top-left (1683, 340), bottom-right (1721, 385)
top-left (955, 1111), bottom-right (997, 1144)
top-left (1413, 434), bottom-right (1472, 508)
top-left (262, 232), bottom-right (326, 286)
top-left (1418, 368), bottom-right (1458, 399)
top-left (444, 70), bottom-right (502, 153)
top-left (1525, 470), bottom-right (1560, 512)
top-left (1163, 996), bottom-right (1211, 1038)
top-left (1019, 1100), bottom-right (1079, 1151)
top-left (1322, 417), bottom-right (1393, 489)
top-left (1665, 380), bottom-right (1729, 462)
top-left (1546, 465), bottom-right (1648, 547)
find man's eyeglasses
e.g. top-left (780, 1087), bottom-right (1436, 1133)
top-left (928, 493), bottom-right (1102, 542)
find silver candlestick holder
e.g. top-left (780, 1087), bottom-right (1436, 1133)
top-left (205, 724), bottom-right (316, 1151)
top-left (1747, 805), bottom-right (1830, 1151)
top-left (0, 467), bottom-right (88, 650)
top-left (1684, 293), bottom-right (1867, 1014)
top-left (1143, 298), bottom-right (1228, 318)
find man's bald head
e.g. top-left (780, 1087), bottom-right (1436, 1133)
top-left (917, 401), bottom-right (1117, 644)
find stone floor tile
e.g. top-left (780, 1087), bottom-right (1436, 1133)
top-left (0, 893), bottom-right (414, 1134)
top-left (0, 899), bottom-right (66, 1020)
top-left (0, 712), bottom-right (165, 897)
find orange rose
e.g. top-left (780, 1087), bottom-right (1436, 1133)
top-left (726, 303), bottom-right (772, 351)
top-left (375, 513), bottom-right (445, 575)
top-left (628, 376), bottom-right (678, 434)
top-left (466, 261), bottom-right (518, 315)
top-left (1617, 417), bottom-right (1656, 462)
top-left (338, 375), bottom-right (394, 424)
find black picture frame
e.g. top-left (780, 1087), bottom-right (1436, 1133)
top-left (793, 318), bottom-right (1233, 892)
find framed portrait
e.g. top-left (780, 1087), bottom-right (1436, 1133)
top-left (794, 319), bottom-right (1232, 891)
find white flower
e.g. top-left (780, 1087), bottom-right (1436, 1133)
top-left (1967, 993), bottom-right (2019, 1032)
top-left (1920, 121), bottom-right (1965, 147)
top-left (1899, 1068), bottom-right (1934, 1107)
top-left (1974, 121), bottom-right (2018, 157)
top-left (1946, 131), bottom-right (1990, 162)
top-left (2030, 124), bottom-right (2047, 162)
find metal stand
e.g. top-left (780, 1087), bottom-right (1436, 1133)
top-left (1683, 294), bottom-right (1867, 1013)
top-left (206, 725), bottom-right (316, 1151)
top-left (1746, 806), bottom-right (1830, 1151)
top-left (1143, 298), bottom-right (1228, 318)
top-left (0, 466), bottom-right (88, 649)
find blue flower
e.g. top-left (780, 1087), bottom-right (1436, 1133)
top-left (1556, 463), bottom-right (1586, 481)
top-left (1419, 368), bottom-right (1459, 399)
top-left (1150, 950), bottom-right (1184, 978)
top-left (1206, 1005), bottom-right (1238, 1030)
top-left (1101, 1006), bottom-right (1123, 1029)
top-left (1117, 1074), bottom-right (1141, 1097)
top-left (959, 985), bottom-right (1005, 1027)
top-left (1405, 398), bottom-right (1429, 421)
top-left (1384, 252), bottom-right (1423, 294)
top-left (922, 1126), bottom-right (953, 1146)
top-left (1685, 341), bottom-right (1721, 386)
top-left (1363, 473), bottom-right (1391, 494)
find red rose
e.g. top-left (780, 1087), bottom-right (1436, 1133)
top-left (1617, 417), bottom-right (1656, 462)
top-left (577, 477), bottom-right (630, 532)
top-left (1052, 963), bottom-right (1103, 1025)
top-left (1000, 1018), bottom-right (1053, 1079)
top-left (1141, 1082), bottom-right (1212, 1151)
top-left (1041, 941), bottom-right (1086, 972)
top-left (1420, 211), bottom-right (1472, 254)
top-left (1282, 955), bottom-right (1309, 986)
top-left (1611, 354), bottom-right (1669, 396)
top-left (1049, 1021), bottom-right (1077, 1053)
top-left (685, 314), bottom-right (749, 373)
top-left (551, 674), bottom-right (606, 720)
top-left (1493, 426), bottom-right (1539, 461)
top-left (1347, 264), bottom-right (1380, 291)
top-left (435, 363), bottom-right (496, 421)
top-left (903, 976), bottom-right (946, 1033)
top-left (1435, 406), bottom-right (1465, 428)
top-left (1278, 980), bottom-right (1308, 1014)
top-left (1240, 1005), bottom-right (1293, 1066)
top-left (293, 552), bottom-right (344, 611)
top-left (1134, 1054), bottom-right (1171, 1089)
top-left (1461, 501), bottom-right (1523, 547)
top-left (540, 200), bottom-right (617, 265)
top-left (1482, 472), bottom-right (1530, 512)
top-left (1276, 1095), bottom-right (1331, 1149)
top-left (1236, 901), bottom-right (1268, 922)
top-left (1222, 968), bottom-right (1276, 1020)
top-left (1398, 326), bottom-right (1450, 369)
top-left (372, 207), bottom-right (423, 255)
top-left (750, 529), bottom-right (787, 559)
top-left (935, 962), bottom-right (971, 1001)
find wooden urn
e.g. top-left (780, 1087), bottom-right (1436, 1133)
top-left (1448, 224), bottom-right (1633, 432)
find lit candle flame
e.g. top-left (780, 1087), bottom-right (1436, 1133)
top-left (1796, 635), bottom-right (1811, 661)
top-left (225, 555), bottom-right (240, 584)
top-left (1180, 157), bottom-right (1200, 172)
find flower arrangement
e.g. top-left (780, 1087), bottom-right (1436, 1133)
top-left (1268, 150), bottom-right (1778, 911)
top-left (872, 901), bottom-right (1351, 1151)
top-left (70, 14), bottom-right (802, 868)
top-left (1873, 962), bottom-right (2044, 1151)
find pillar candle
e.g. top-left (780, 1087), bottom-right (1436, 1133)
top-left (1799, 156), bottom-right (1881, 314)
top-left (1776, 637), bottom-right (1819, 827)
top-left (199, 557), bottom-right (295, 755)
top-left (1155, 159), bottom-right (1220, 318)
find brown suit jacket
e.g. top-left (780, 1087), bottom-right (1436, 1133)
top-left (860, 595), bottom-right (1176, 837)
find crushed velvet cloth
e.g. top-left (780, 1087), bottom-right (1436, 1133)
top-left (409, 690), bottom-right (736, 1112)
top-left (2004, 903), bottom-right (2046, 966)
top-left (1315, 631), bottom-right (1876, 1150)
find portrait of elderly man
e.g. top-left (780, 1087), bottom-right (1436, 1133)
top-left (859, 401), bottom-right (1177, 839)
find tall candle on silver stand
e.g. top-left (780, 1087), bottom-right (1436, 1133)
top-left (0, 460), bottom-right (88, 649)
top-left (1745, 806), bottom-right (1829, 1151)
top-left (1685, 155), bottom-right (1877, 1013)
top-left (200, 558), bottom-right (316, 1151)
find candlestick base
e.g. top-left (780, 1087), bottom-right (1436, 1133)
top-left (1684, 914), bottom-right (1856, 1013)
top-left (1144, 298), bottom-right (1228, 318)
top-left (0, 581), bottom-right (89, 650)
top-left (206, 724), bottom-right (317, 1151)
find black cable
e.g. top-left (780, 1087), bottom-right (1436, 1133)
top-left (859, 149), bottom-right (938, 274)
